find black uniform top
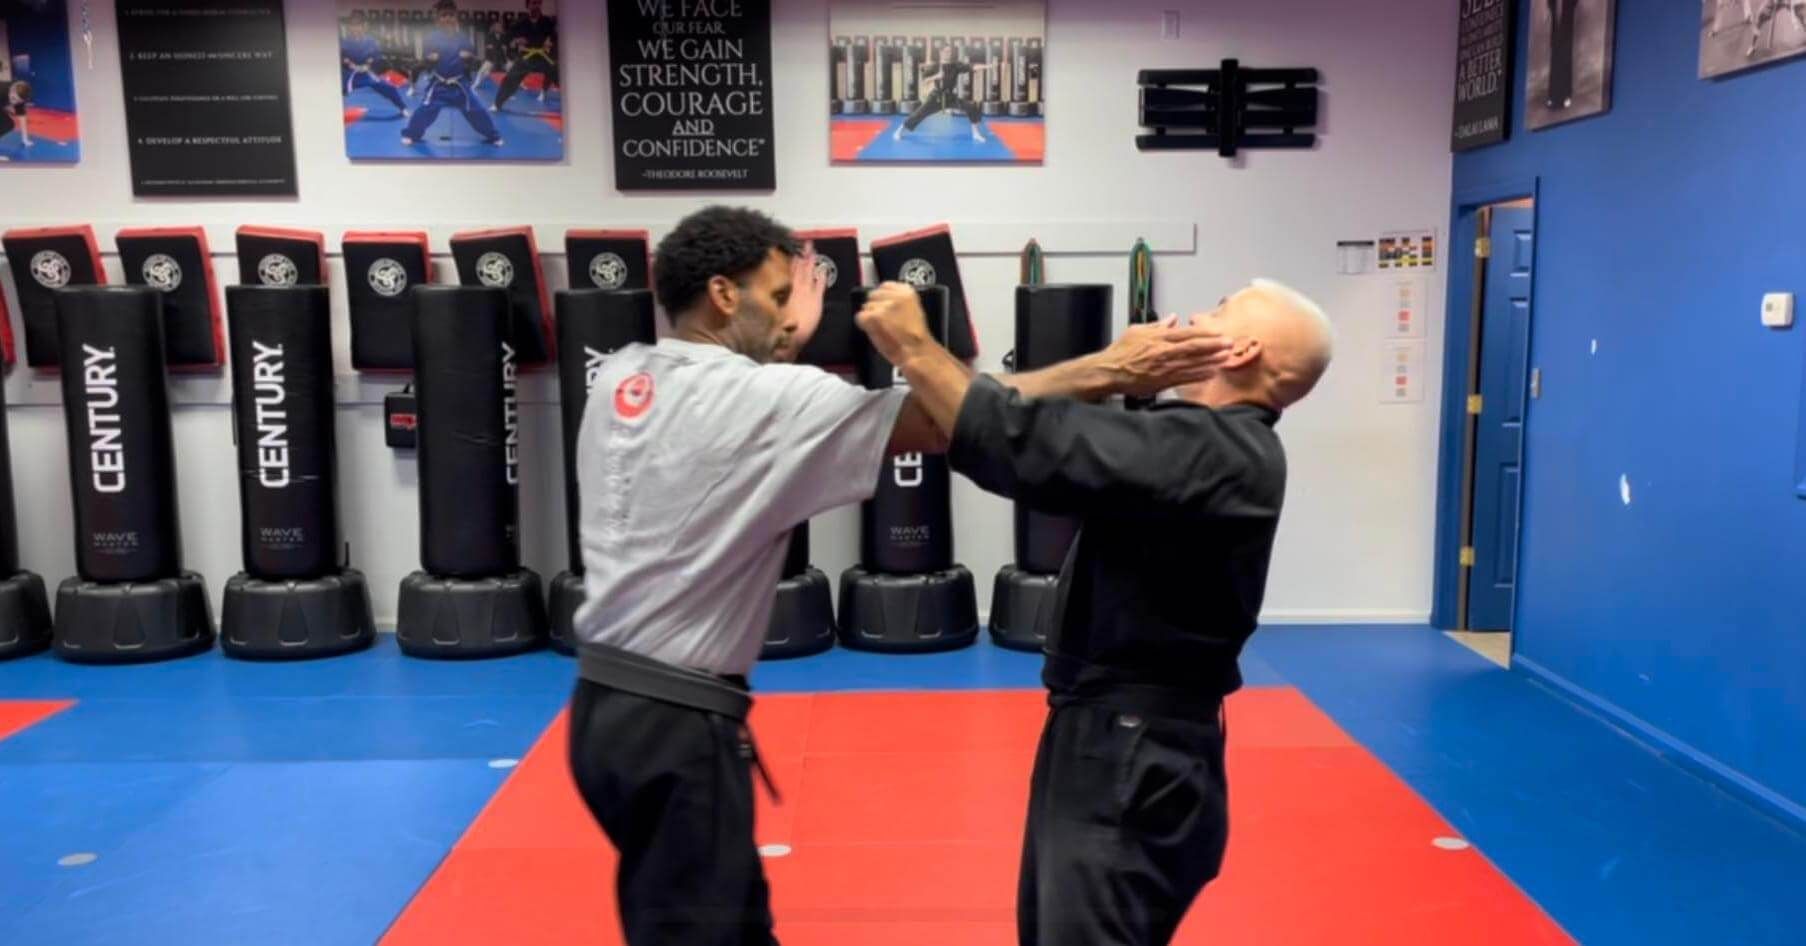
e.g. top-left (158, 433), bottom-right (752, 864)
top-left (950, 376), bottom-right (1286, 713)
top-left (510, 15), bottom-right (557, 52)
top-left (931, 61), bottom-right (972, 95)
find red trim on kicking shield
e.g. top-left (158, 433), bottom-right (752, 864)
top-left (2, 225), bottom-right (108, 285)
top-left (870, 223), bottom-right (951, 248)
top-left (235, 226), bottom-right (328, 281)
top-left (451, 227), bottom-right (555, 365)
top-left (114, 226), bottom-right (226, 372)
top-left (564, 229), bottom-right (652, 285)
top-left (1, 282), bottom-right (13, 366)
top-left (868, 224), bottom-right (980, 358)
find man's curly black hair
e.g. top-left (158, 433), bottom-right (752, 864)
top-left (653, 206), bottom-right (799, 320)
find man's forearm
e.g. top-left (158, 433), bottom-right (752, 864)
top-left (894, 341), bottom-right (977, 434)
top-left (994, 353), bottom-right (1118, 402)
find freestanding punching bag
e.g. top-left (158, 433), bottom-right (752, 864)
top-left (991, 285), bottom-right (1112, 651)
top-left (52, 287), bottom-right (214, 662)
top-left (396, 286), bottom-right (548, 658)
top-left (837, 286), bottom-right (979, 652)
top-left (0, 378), bottom-right (52, 660)
top-left (763, 519), bottom-right (837, 660)
top-left (219, 287), bottom-right (376, 659)
top-left (549, 288), bottom-right (657, 655)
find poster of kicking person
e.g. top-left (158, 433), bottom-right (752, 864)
top-left (339, 0), bottom-right (563, 160)
top-left (0, 0), bottom-right (83, 164)
top-left (830, 0), bottom-right (1045, 163)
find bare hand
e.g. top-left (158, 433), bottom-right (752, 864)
top-left (855, 281), bottom-right (935, 365)
top-left (1098, 315), bottom-right (1232, 397)
top-left (776, 241), bottom-right (826, 362)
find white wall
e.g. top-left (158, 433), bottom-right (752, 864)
top-left (1, 0), bottom-right (1457, 627)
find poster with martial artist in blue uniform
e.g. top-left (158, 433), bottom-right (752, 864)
top-left (339, 0), bottom-right (563, 160)
top-left (0, 0), bottom-right (82, 164)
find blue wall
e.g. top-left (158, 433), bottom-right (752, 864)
top-left (5, 4), bottom-right (77, 113)
top-left (1451, 0), bottom-right (1806, 819)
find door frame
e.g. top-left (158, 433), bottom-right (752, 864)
top-left (1431, 177), bottom-right (1541, 631)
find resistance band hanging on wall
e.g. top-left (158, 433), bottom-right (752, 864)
top-left (1128, 238), bottom-right (1156, 409)
top-left (1020, 239), bottom-right (1045, 287)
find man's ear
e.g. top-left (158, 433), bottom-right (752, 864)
top-left (705, 275), bottom-right (738, 322)
top-left (1223, 337), bottom-right (1263, 370)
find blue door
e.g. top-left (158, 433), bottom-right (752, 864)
top-left (1467, 206), bottom-right (1535, 631)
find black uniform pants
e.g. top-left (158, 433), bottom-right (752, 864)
top-left (903, 89), bottom-right (982, 131)
top-left (1017, 700), bottom-right (1230, 946)
top-left (495, 50), bottom-right (557, 107)
top-left (568, 678), bottom-right (778, 946)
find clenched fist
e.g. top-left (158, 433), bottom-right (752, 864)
top-left (854, 281), bottom-right (935, 366)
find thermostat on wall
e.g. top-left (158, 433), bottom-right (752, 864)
top-left (1762, 292), bottom-right (1794, 328)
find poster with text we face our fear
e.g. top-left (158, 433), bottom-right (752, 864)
top-left (609, 0), bottom-right (775, 191)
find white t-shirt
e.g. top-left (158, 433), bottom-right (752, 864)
top-left (572, 338), bottom-right (908, 675)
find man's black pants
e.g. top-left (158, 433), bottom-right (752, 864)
top-left (568, 678), bottom-right (777, 946)
top-left (1017, 700), bottom-right (1230, 946)
top-left (903, 90), bottom-right (983, 131)
top-left (495, 53), bottom-right (557, 108)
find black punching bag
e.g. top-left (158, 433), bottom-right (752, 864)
top-left (549, 288), bottom-right (657, 655)
top-left (837, 285), bottom-right (978, 653)
top-left (397, 286), bottom-right (546, 658)
top-left (52, 286), bottom-right (213, 663)
top-left (0, 376), bottom-right (51, 660)
top-left (990, 285), bottom-right (1111, 652)
top-left (220, 286), bottom-right (375, 660)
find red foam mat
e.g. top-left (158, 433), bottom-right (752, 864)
top-left (383, 689), bottom-right (1572, 945)
top-left (0, 701), bottom-right (75, 743)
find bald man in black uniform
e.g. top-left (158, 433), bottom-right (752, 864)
top-left (856, 277), bottom-right (1335, 945)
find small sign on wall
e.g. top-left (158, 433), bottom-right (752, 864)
top-left (1391, 277), bottom-right (1426, 339)
top-left (115, 0), bottom-right (298, 196)
top-left (1382, 340), bottom-right (1426, 404)
top-left (1378, 229), bottom-right (1437, 271)
top-left (1452, 0), bottom-right (1515, 151)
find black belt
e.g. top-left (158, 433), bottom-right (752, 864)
top-left (577, 642), bottom-right (780, 802)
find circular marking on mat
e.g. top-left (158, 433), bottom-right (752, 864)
top-left (488, 758), bottom-right (519, 769)
top-left (758, 844), bottom-right (792, 858)
top-left (57, 853), bottom-right (99, 867)
top-left (1432, 837), bottom-right (1471, 851)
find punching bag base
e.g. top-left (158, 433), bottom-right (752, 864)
top-left (548, 570), bottom-right (584, 657)
top-left (836, 566), bottom-right (979, 654)
top-left (981, 103), bottom-right (1009, 116)
top-left (874, 102), bottom-right (899, 115)
top-left (53, 573), bottom-right (215, 664)
top-left (988, 565), bottom-right (1060, 653)
top-left (1009, 102), bottom-right (1037, 117)
top-left (761, 567), bottom-right (836, 661)
top-left (0, 572), bottom-right (53, 660)
top-left (221, 571), bottom-right (378, 661)
top-left (396, 570), bottom-right (548, 659)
